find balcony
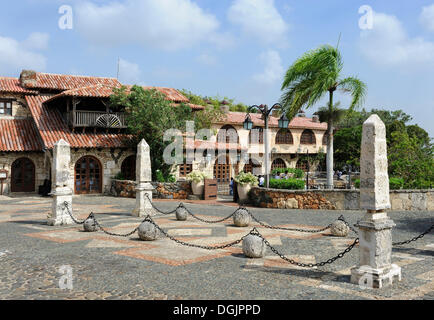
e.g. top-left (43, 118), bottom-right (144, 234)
top-left (69, 111), bottom-right (127, 128)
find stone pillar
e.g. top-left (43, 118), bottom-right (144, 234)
top-left (351, 115), bottom-right (401, 288)
top-left (47, 139), bottom-right (74, 226)
top-left (132, 139), bottom-right (154, 217)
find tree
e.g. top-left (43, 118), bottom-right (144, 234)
top-left (110, 86), bottom-right (192, 180)
top-left (280, 45), bottom-right (366, 188)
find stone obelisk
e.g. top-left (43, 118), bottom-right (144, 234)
top-left (47, 139), bottom-right (74, 226)
top-left (350, 115), bottom-right (401, 288)
top-left (132, 139), bottom-right (154, 217)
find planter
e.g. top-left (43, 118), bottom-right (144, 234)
top-left (237, 183), bottom-right (252, 201)
top-left (191, 180), bottom-right (204, 196)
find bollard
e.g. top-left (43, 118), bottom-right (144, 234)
top-left (233, 208), bottom-right (251, 227)
top-left (330, 220), bottom-right (349, 237)
top-left (83, 216), bottom-right (98, 232)
top-left (138, 221), bottom-right (159, 241)
top-left (242, 234), bottom-right (266, 258)
top-left (176, 206), bottom-right (188, 221)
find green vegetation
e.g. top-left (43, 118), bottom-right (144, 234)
top-left (234, 172), bottom-right (258, 186)
top-left (186, 171), bottom-right (211, 183)
top-left (354, 177), bottom-right (405, 190)
top-left (113, 171), bottom-right (125, 180)
top-left (334, 108), bottom-right (433, 189)
top-left (270, 167), bottom-right (304, 179)
top-left (179, 89), bottom-right (251, 112)
top-left (280, 45), bottom-right (366, 188)
top-left (269, 178), bottom-right (305, 190)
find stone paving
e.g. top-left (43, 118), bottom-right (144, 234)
top-left (0, 194), bottom-right (433, 300)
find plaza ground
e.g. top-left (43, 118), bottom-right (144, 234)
top-left (0, 195), bottom-right (433, 300)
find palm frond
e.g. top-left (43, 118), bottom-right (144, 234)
top-left (337, 76), bottom-right (367, 110)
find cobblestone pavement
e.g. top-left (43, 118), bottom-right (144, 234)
top-left (0, 195), bottom-right (433, 300)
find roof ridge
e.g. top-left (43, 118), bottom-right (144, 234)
top-left (37, 72), bottom-right (118, 80)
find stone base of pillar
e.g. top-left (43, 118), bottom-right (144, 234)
top-left (132, 182), bottom-right (155, 217)
top-left (350, 214), bottom-right (402, 288)
top-left (48, 187), bottom-right (74, 226)
top-left (350, 264), bottom-right (401, 289)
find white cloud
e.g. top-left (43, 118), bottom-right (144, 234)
top-left (359, 10), bottom-right (434, 67)
top-left (118, 58), bottom-right (141, 84)
top-left (420, 4), bottom-right (434, 32)
top-left (227, 0), bottom-right (289, 46)
top-left (196, 53), bottom-right (217, 66)
top-left (0, 34), bottom-right (48, 74)
top-left (252, 50), bottom-right (284, 85)
top-left (75, 0), bottom-right (225, 51)
top-left (22, 32), bottom-right (50, 50)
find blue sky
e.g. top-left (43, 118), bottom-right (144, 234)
top-left (1, 0), bottom-right (434, 137)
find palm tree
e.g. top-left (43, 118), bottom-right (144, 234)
top-left (280, 45), bottom-right (366, 189)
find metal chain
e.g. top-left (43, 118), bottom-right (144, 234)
top-left (144, 215), bottom-right (254, 250)
top-left (243, 207), bottom-right (332, 233)
top-left (393, 223), bottom-right (434, 246)
top-left (182, 205), bottom-right (236, 224)
top-left (63, 202), bottom-right (92, 225)
top-left (337, 215), bottom-right (359, 235)
top-left (145, 193), bottom-right (180, 215)
top-left (255, 229), bottom-right (360, 268)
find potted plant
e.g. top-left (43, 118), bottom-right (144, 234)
top-left (234, 172), bottom-right (258, 201)
top-left (186, 171), bottom-right (211, 196)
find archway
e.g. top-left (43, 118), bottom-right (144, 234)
top-left (121, 155), bottom-right (136, 181)
top-left (300, 129), bottom-right (316, 145)
top-left (74, 156), bottom-right (102, 194)
top-left (271, 158), bottom-right (286, 171)
top-left (11, 157), bottom-right (35, 192)
top-left (275, 128), bottom-right (293, 144)
top-left (217, 125), bottom-right (239, 144)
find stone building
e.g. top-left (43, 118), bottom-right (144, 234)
top-left (0, 69), bottom-right (327, 195)
top-left (173, 111), bottom-right (328, 183)
top-left (0, 70), bottom-right (203, 195)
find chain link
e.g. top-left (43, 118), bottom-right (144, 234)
top-left (393, 223), bottom-right (434, 246)
top-left (144, 215), bottom-right (254, 250)
top-left (255, 229), bottom-right (359, 268)
top-left (64, 201), bottom-right (92, 225)
top-left (145, 193), bottom-right (180, 215)
top-left (182, 205), bottom-right (236, 224)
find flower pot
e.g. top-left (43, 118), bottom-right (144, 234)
top-left (237, 183), bottom-right (252, 201)
top-left (191, 180), bottom-right (204, 196)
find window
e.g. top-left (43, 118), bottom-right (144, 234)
top-left (217, 125), bottom-right (239, 144)
top-left (322, 133), bottom-right (328, 145)
top-left (271, 158), bottom-right (286, 171)
top-left (0, 99), bottom-right (12, 116)
top-left (300, 129), bottom-right (316, 145)
top-left (296, 159), bottom-right (309, 172)
top-left (249, 127), bottom-right (264, 144)
top-left (275, 128), bottom-right (293, 144)
top-left (179, 163), bottom-right (193, 177)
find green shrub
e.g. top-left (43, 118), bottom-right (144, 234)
top-left (270, 168), bottom-right (304, 179)
top-left (269, 178), bottom-right (305, 190)
top-left (234, 172), bottom-right (258, 186)
top-left (354, 179), bottom-right (360, 188)
top-left (186, 171), bottom-right (211, 183)
top-left (113, 172), bottom-right (125, 180)
top-left (156, 170), bottom-right (165, 182)
top-left (389, 177), bottom-right (404, 190)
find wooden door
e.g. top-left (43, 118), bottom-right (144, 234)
top-left (11, 158), bottom-right (35, 192)
top-left (75, 156), bottom-right (102, 194)
top-left (214, 156), bottom-right (231, 183)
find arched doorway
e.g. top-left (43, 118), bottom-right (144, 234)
top-left (75, 156), bottom-right (102, 194)
top-left (121, 155), bottom-right (136, 181)
top-left (11, 157), bottom-right (35, 192)
top-left (271, 158), bottom-right (286, 171)
top-left (296, 159), bottom-right (309, 172)
top-left (214, 155), bottom-right (231, 183)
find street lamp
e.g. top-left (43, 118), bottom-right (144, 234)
top-left (243, 103), bottom-right (287, 188)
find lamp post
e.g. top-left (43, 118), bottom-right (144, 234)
top-left (243, 103), bottom-right (288, 188)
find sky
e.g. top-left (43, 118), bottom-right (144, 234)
top-left (1, 0), bottom-right (434, 137)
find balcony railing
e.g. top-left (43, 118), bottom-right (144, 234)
top-left (69, 111), bottom-right (127, 128)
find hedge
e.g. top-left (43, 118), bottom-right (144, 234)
top-left (270, 167), bottom-right (304, 179)
top-left (269, 178), bottom-right (305, 190)
top-left (353, 177), bottom-right (404, 190)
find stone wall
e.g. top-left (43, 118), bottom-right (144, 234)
top-left (0, 151), bottom-right (48, 194)
top-left (110, 180), bottom-right (192, 199)
top-left (250, 187), bottom-right (434, 211)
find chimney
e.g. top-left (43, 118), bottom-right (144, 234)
top-left (19, 70), bottom-right (37, 87)
top-left (297, 110), bottom-right (306, 117)
top-left (312, 115), bottom-right (319, 123)
top-left (271, 109), bottom-right (280, 118)
top-left (220, 99), bottom-right (230, 113)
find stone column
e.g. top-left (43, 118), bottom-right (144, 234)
top-left (47, 139), bottom-right (74, 226)
top-left (132, 139), bottom-right (154, 217)
top-left (350, 115), bottom-right (401, 288)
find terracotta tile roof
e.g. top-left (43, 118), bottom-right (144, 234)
top-left (44, 84), bottom-right (122, 103)
top-left (188, 140), bottom-right (245, 151)
top-left (141, 86), bottom-right (189, 103)
top-left (22, 72), bottom-right (121, 90)
top-left (0, 77), bottom-right (38, 94)
top-left (0, 118), bottom-right (43, 151)
top-left (218, 112), bottom-right (328, 130)
top-left (25, 95), bottom-right (132, 149)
